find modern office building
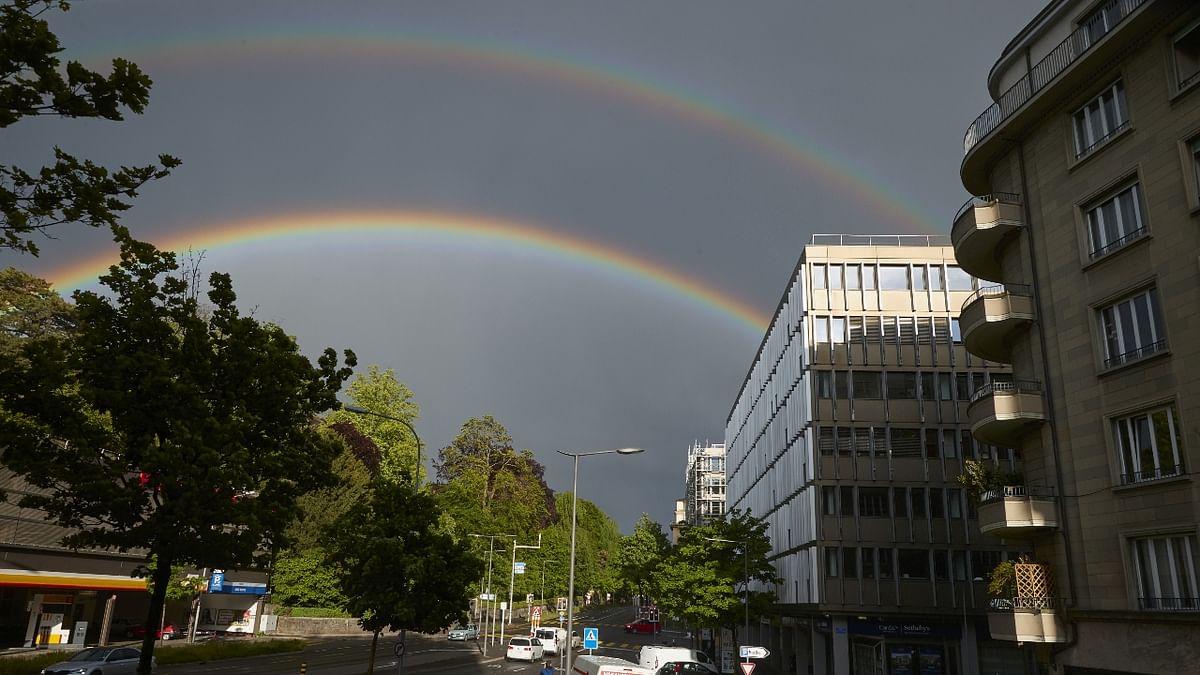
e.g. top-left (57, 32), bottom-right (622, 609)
top-left (685, 442), bottom-right (727, 526)
top-left (952, 0), bottom-right (1200, 673)
top-left (725, 235), bottom-right (1027, 675)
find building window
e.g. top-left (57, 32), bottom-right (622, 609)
top-left (835, 371), bottom-right (849, 399)
top-left (948, 489), bottom-right (963, 519)
top-left (831, 317), bottom-right (846, 343)
top-left (829, 264), bottom-right (843, 290)
top-left (879, 265), bottom-right (909, 290)
top-left (843, 547), bottom-right (858, 579)
top-left (887, 372), bottom-right (918, 400)
top-left (863, 265), bottom-right (877, 291)
top-left (955, 373), bottom-right (971, 401)
top-left (878, 548), bottom-right (894, 579)
top-left (852, 371), bottom-right (882, 399)
top-left (816, 371), bottom-right (833, 399)
top-left (941, 430), bottom-right (959, 459)
top-left (862, 548), bottom-right (876, 579)
top-left (859, 487), bottom-right (889, 517)
top-left (1079, 0), bottom-right (1122, 49)
top-left (950, 318), bottom-right (962, 343)
top-left (899, 549), bottom-right (929, 579)
top-left (812, 264), bottom-right (826, 290)
top-left (825, 547), bottom-right (839, 578)
top-left (1115, 404), bottom-right (1184, 485)
top-left (1073, 81), bottom-right (1128, 159)
top-left (910, 487), bottom-right (926, 518)
top-left (1173, 17), bottom-right (1200, 91)
top-left (846, 265), bottom-right (861, 290)
top-left (822, 486), bottom-right (837, 515)
top-left (929, 488), bottom-right (945, 518)
top-left (1085, 182), bottom-right (1145, 259)
top-left (1132, 534), bottom-right (1200, 611)
top-left (947, 266), bottom-right (973, 291)
top-left (819, 428), bottom-right (834, 456)
top-left (814, 316), bottom-right (829, 343)
top-left (930, 266), bottom-right (945, 291)
top-left (893, 488), bottom-right (907, 519)
top-left (840, 485), bottom-right (854, 516)
top-left (919, 373), bottom-right (936, 401)
top-left (934, 550), bottom-right (951, 581)
top-left (1099, 287), bottom-right (1166, 368)
top-left (1192, 138), bottom-right (1200, 203)
top-left (912, 266), bottom-right (928, 291)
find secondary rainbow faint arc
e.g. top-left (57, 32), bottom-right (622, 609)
top-left (77, 31), bottom-right (940, 235)
top-left (47, 211), bottom-right (772, 334)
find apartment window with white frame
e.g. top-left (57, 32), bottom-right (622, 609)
top-left (1173, 17), bottom-right (1200, 92)
top-left (1114, 404), bottom-right (1184, 485)
top-left (1085, 182), bottom-right (1145, 258)
top-left (1099, 287), bottom-right (1166, 368)
top-left (1131, 533), bottom-right (1200, 611)
top-left (1191, 138), bottom-right (1200, 204)
top-left (1073, 81), bottom-right (1128, 159)
top-left (1079, 0), bottom-right (1122, 49)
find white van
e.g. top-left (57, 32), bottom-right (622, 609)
top-left (638, 646), bottom-right (718, 674)
top-left (534, 627), bottom-right (565, 654)
top-left (535, 627), bottom-right (581, 653)
top-left (572, 654), bottom-right (654, 675)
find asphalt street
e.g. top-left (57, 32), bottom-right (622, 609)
top-left (154, 605), bottom-right (691, 675)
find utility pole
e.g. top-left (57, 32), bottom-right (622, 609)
top-left (509, 534), bottom-right (542, 624)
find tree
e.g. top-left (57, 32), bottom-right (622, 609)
top-left (614, 513), bottom-right (670, 599)
top-left (326, 482), bottom-right (483, 674)
top-left (323, 365), bottom-right (419, 485)
top-left (434, 416), bottom-right (557, 535)
top-left (539, 492), bottom-right (622, 604)
top-left (0, 236), bottom-right (356, 674)
top-left (0, 266), bottom-right (75, 367)
top-left (652, 510), bottom-right (780, 648)
top-left (1, 0), bottom-right (179, 255)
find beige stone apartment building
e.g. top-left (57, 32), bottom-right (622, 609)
top-left (725, 236), bottom-right (1026, 675)
top-left (953, 0), bottom-right (1200, 673)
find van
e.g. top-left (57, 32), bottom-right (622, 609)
top-left (638, 646), bottom-right (718, 674)
top-left (572, 654), bottom-right (654, 675)
top-left (534, 627), bottom-right (565, 654)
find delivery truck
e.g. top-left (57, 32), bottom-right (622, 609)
top-left (572, 654), bottom-right (654, 675)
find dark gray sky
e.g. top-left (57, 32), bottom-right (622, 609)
top-left (3, 0), bottom-right (1046, 532)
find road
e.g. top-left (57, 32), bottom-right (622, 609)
top-left (156, 606), bottom-right (690, 675)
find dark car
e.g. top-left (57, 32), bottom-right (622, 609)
top-left (657, 662), bottom-right (720, 675)
top-left (40, 646), bottom-right (151, 674)
top-left (624, 618), bottom-right (662, 634)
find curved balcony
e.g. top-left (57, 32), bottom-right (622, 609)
top-left (987, 563), bottom-right (1066, 643)
top-left (951, 194), bottom-right (1023, 282)
top-left (977, 485), bottom-right (1057, 538)
top-left (968, 380), bottom-right (1045, 447)
top-left (960, 284), bottom-right (1035, 363)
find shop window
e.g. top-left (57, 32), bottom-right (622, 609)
top-left (1099, 287), bottom-right (1166, 368)
top-left (1114, 403), bottom-right (1184, 485)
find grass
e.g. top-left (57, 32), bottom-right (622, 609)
top-left (0, 639), bottom-right (307, 675)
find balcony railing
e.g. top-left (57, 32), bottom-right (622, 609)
top-left (1138, 596), bottom-right (1200, 611)
top-left (952, 192), bottom-right (1023, 225)
top-left (809, 233), bottom-right (952, 247)
top-left (1075, 119), bottom-right (1131, 159)
top-left (970, 379), bottom-right (1042, 405)
top-left (979, 484), bottom-right (1056, 505)
top-left (1104, 339), bottom-right (1168, 369)
top-left (963, 0), bottom-right (1147, 155)
top-left (962, 284), bottom-right (1033, 311)
top-left (1121, 463), bottom-right (1185, 486)
top-left (989, 595), bottom-right (1058, 611)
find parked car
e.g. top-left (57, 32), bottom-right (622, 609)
top-left (129, 622), bottom-right (182, 640)
top-left (639, 646), bottom-right (717, 674)
top-left (624, 618), bottom-right (662, 634)
top-left (40, 646), bottom-right (153, 675)
top-left (448, 623), bottom-right (479, 640)
top-left (506, 636), bottom-right (545, 662)
top-left (657, 662), bottom-right (721, 675)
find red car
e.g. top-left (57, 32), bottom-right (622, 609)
top-left (624, 618), bottom-right (662, 634)
top-left (128, 622), bottom-right (181, 640)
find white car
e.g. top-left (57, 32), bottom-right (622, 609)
top-left (40, 646), bottom-right (153, 674)
top-left (448, 624), bottom-right (479, 640)
top-left (506, 636), bottom-right (545, 662)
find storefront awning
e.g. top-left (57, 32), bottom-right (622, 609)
top-left (0, 569), bottom-right (146, 591)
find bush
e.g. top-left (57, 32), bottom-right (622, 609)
top-left (277, 606), bottom-right (351, 618)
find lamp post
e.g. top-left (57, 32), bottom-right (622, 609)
top-left (343, 405), bottom-right (423, 488)
top-left (558, 448), bottom-right (643, 675)
top-left (469, 533), bottom-right (515, 651)
top-left (509, 535), bottom-right (542, 625)
top-left (705, 536), bottom-right (749, 652)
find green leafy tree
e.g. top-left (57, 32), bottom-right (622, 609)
top-left (324, 365), bottom-right (420, 485)
top-left (0, 266), bottom-right (75, 362)
top-left (1, 0), bottom-right (179, 255)
top-left (271, 550), bottom-right (346, 610)
top-left (614, 513), bottom-right (670, 599)
top-left (326, 482), bottom-right (483, 674)
top-left (434, 416), bottom-right (557, 535)
top-left (0, 237), bottom-right (356, 674)
top-left (540, 492), bottom-right (622, 604)
top-left (652, 510), bottom-right (780, 648)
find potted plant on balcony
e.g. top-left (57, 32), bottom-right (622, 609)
top-left (957, 459), bottom-right (1023, 503)
top-left (987, 557), bottom-right (1024, 610)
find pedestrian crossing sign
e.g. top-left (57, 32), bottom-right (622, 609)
top-left (583, 627), bottom-right (599, 649)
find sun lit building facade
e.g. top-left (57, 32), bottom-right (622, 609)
top-left (725, 235), bottom-right (1026, 675)
top-left (684, 442), bottom-right (727, 526)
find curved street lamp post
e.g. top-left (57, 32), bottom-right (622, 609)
top-left (558, 448), bottom-right (643, 675)
top-left (343, 405), bottom-right (422, 488)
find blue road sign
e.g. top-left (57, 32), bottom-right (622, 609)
top-left (583, 627), bottom-right (599, 650)
top-left (208, 570), bottom-right (225, 593)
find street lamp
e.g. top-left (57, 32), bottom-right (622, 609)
top-left (469, 533), bottom-right (515, 651)
top-left (343, 405), bottom-right (423, 488)
top-left (558, 448), bottom-right (643, 675)
top-left (705, 536), bottom-right (749, 651)
top-left (509, 535), bottom-right (542, 625)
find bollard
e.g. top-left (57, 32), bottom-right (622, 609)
top-left (300, 663), bottom-right (307, 675)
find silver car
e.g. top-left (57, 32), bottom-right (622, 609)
top-left (40, 646), bottom-right (153, 674)
top-left (448, 623), bottom-right (479, 640)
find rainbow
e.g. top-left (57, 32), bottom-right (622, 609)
top-left (46, 210), bottom-right (772, 334)
top-left (73, 30), bottom-right (940, 235)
